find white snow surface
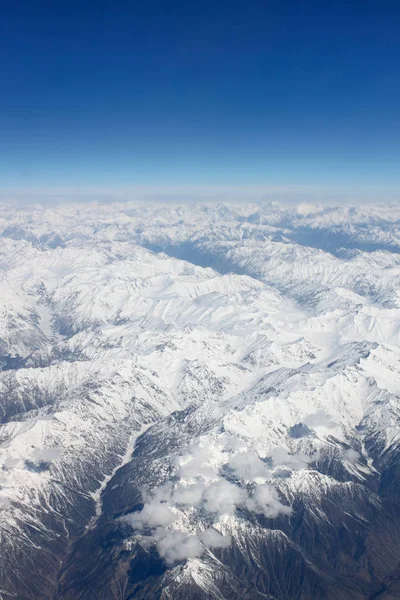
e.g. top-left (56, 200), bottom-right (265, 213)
top-left (1, 200), bottom-right (400, 569)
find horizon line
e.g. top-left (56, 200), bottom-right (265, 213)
top-left (1, 184), bottom-right (400, 205)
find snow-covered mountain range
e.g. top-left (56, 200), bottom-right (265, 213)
top-left (1, 200), bottom-right (400, 599)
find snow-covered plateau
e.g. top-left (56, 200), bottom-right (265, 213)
top-left (1, 201), bottom-right (400, 599)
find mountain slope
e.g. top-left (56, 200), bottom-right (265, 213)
top-left (1, 201), bottom-right (400, 600)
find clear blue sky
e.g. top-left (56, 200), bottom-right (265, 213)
top-left (1, 0), bottom-right (399, 194)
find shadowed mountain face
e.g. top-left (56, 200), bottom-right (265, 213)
top-left (2, 201), bottom-right (400, 599)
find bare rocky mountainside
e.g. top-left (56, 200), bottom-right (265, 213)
top-left (1, 201), bottom-right (400, 599)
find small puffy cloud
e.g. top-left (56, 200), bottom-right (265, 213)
top-left (172, 482), bottom-right (205, 507)
top-left (200, 528), bottom-right (231, 548)
top-left (203, 479), bottom-right (247, 515)
top-left (268, 446), bottom-right (318, 472)
top-left (296, 203), bottom-right (318, 216)
top-left (217, 433), bottom-right (246, 453)
top-left (128, 501), bottom-right (177, 529)
top-left (344, 448), bottom-right (360, 462)
top-left (175, 443), bottom-right (217, 480)
top-left (303, 411), bottom-right (344, 440)
top-left (246, 484), bottom-right (292, 518)
top-left (228, 451), bottom-right (270, 482)
top-left (31, 446), bottom-right (62, 463)
top-left (155, 529), bottom-right (203, 564)
top-left (154, 527), bottom-right (231, 565)
top-left (144, 482), bottom-right (173, 503)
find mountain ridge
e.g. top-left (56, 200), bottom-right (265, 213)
top-left (1, 201), bottom-right (400, 599)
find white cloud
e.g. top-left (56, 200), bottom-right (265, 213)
top-left (31, 446), bottom-right (62, 463)
top-left (153, 527), bottom-right (231, 564)
top-left (228, 451), bottom-right (270, 482)
top-left (217, 432), bottom-right (246, 453)
top-left (303, 411), bottom-right (344, 441)
top-left (344, 448), bottom-right (360, 462)
top-left (200, 528), bottom-right (231, 548)
top-left (296, 203), bottom-right (319, 216)
top-left (175, 443), bottom-right (218, 480)
top-left (246, 484), bottom-right (292, 518)
top-left (128, 500), bottom-right (177, 529)
top-left (268, 446), bottom-right (317, 471)
top-left (125, 444), bottom-right (293, 564)
top-left (203, 479), bottom-right (247, 516)
top-left (155, 529), bottom-right (203, 564)
top-left (172, 482), bottom-right (205, 506)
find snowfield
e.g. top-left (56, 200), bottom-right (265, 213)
top-left (1, 201), bottom-right (400, 599)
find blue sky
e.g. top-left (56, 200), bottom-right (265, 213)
top-left (1, 0), bottom-right (400, 198)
